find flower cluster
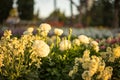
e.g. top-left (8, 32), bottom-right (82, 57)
top-left (0, 23), bottom-right (120, 80)
top-left (0, 23), bottom-right (51, 80)
top-left (100, 46), bottom-right (120, 62)
top-left (23, 27), bottom-right (34, 35)
top-left (78, 35), bottom-right (90, 44)
top-left (69, 50), bottom-right (113, 80)
top-left (32, 40), bottom-right (50, 57)
top-left (39, 23), bottom-right (51, 37)
top-left (90, 41), bottom-right (99, 52)
top-left (59, 39), bottom-right (71, 51)
top-left (54, 28), bottom-right (63, 36)
top-left (0, 54), bottom-right (4, 68)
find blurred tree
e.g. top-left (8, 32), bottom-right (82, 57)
top-left (47, 9), bottom-right (67, 22)
top-left (113, 0), bottom-right (120, 28)
top-left (102, 0), bottom-right (114, 27)
top-left (54, 0), bottom-right (57, 11)
top-left (86, 0), bottom-right (94, 26)
top-left (17, 0), bottom-right (34, 20)
top-left (68, 0), bottom-right (85, 26)
top-left (33, 10), bottom-right (40, 21)
top-left (0, 0), bottom-right (13, 23)
top-left (90, 0), bottom-right (104, 26)
top-left (53, 0), bottom-right (58, 21)
top-left (70, 0), bottom-right (73, 25)
top-left (90, 0), bottom-right (114, 27)
top-left (69, 0), bottom-right (120, 27)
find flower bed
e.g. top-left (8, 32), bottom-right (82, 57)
top-left (0, 23), bottom-right (120, 80)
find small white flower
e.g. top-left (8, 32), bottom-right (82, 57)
top-left (23, 27), bottom-right (34, 35)
top-left (39, 23), bottom-right (51, 32)
top-left (78, 35), bottom-right (89, 44)
top-left (59, 40), bottom-right (71, 51)
top-left (23, 31), bottom-right (30, 35)
top-left (27, 27), bottom-right (34, 33)
top-left (54, 28), bottom-right (63, 36)
top-left (72, 39), bottom-right (80, 46)
top-left (93, 46), bottom-right (99, 52)
top-left (69, 70), bottom-right (74, 77)
top-left (90, 40), bottom-right (99, 52)
top-left (40, 31), bottom-right (48, 37)
top-left (82, 71), bottom-right (91, 80)
top-left (91, 41), bottom-right (98, 47)
top-left (32, 40), bottom-right (50, 57)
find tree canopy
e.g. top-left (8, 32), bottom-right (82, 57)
top-left (0, 0), bottom-right (13, 23)
top-left (17, 0), bottom-right (34, 20)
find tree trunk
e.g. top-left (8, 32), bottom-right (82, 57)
top-left (113, 0), bottom-right (120, 28)
top-left (78, 0), bottom-right (86, 26)
top-left (54, 0), bottom-right (57, 11)
top-left (70, 0), bottom-right (73, 25)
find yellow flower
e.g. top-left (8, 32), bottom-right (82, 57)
top-left (93, 46), bottom-right (99, 52)
top-left (91, 41), bottom-right (99, 52)
top-left (101, 66), bottom-right (113, 80)
top-left (89, 59), bottom-right (98, 76)
top-left (82, 71), bottom-right (91, 80)
top-left (98, 61), bottom-right (105, 72)
top-left (40, 31), bottom-right (49, 37)
top-left (3, 30), bottom-right (12, 38)
top-left (23, 27), bottom-right (34, 35)
top-left (113, 46), bottom-right (120, 58)
top-left (0, 54), bottom-right (4, 68)
top-left (83, 50), bottom-right (90, 62)
top-left (108, 57), bottom-right (115, 62)
top-left (82, 62), bottom-right (90, 69)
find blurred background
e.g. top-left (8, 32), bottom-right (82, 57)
top-left (0, 0), bottom-right (120, 38)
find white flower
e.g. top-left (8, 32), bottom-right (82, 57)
top-left (69, 70), bottom-right (74, 77)
top-left (82, 71), bottom-right (91, 80)
top-left (39, 23), bottom-right (51, 33)
top-left (93, 46), bottom-right (99, 52)
top-left (27, 27), bottom-right (34, 33)
top-left (78, 35), bottom-right (89, 44)
top-left (91, 41), bottom-right (98, 47)
top-left (72, 39), bottom-right (80, 46)
top-left (23, 27), bottom-right (34, 35)
top-left (59, 40), bottom-right (71, 51)
top-left (83, 50), bottom-right (90, 62)
top-left (32, 40), bottom-right (50, 57)
top-left (90, 41), bottom-right (99, 52)
top-left (40, 31), bottom-right (48, 37)
top-left (54, 28), bottom-right (63, 36)
top-left (23, 31), bottom-right (30, 35)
